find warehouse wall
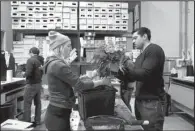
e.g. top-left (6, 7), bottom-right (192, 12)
top-left (141, 2), bottom-right (181, 58)
top-left (187, 1), bottom-right (194, 49)
top-left (1, 1), bottom-right (13, 53)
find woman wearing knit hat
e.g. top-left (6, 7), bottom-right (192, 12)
top-left (43, 31), bottom-right (111, 131)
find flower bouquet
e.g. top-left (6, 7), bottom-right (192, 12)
top-left (91, 42), bottom-right (135, 82)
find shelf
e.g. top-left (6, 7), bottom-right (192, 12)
top-left (79, 30), bottom-right (130, 36)
top-left (13, 29), bottom-right (79, 35)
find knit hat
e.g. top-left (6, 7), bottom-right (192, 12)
top-left (29, 47), bottom-right (40, 55)
top-left (48, 31), bottom-right (70, 50)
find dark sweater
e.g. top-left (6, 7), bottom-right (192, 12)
top-left (43, 56), bottom-right (94, 109)
top-left (126, 44), bottom-right (165, 100)
top-left (25, 55), bottom-right (42, 84)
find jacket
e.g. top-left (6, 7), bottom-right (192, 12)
top-left (43, 56), bottom-right (94, 109)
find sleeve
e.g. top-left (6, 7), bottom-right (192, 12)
top-left (24, 59), bottom-right (34, 78)
top-left (51, 61), bottom-right (94, 92)
top-left (125, 51), bottom-right (159, 81)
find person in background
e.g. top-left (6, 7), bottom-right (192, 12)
top-left (23, 47), bottom-right (42, 127)
top-left (43, 31), bottom-right (111, 131)
top-left (120, 27), bottom-right (166, 131)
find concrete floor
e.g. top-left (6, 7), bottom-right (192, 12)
top-left (32, 97), bottom-right (194, 130)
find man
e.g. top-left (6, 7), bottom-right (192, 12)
top-left (121, 27), bottom-right (166, 130)
top-left (23, 47), bottom-right (42, 126)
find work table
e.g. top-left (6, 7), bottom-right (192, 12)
top-left (168, 76), bottom-right (194, 117)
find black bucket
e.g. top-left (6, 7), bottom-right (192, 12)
top-left (0, 103), bottom-right (14, 124)
top-left (78, 85), bottom-right (117, 120)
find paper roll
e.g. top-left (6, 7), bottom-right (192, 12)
top-left (6, 70), bottom-right (13, 81)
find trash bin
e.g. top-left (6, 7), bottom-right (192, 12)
top-left (78, 85), bottom-right (117, 120)
top-left (0, 103), bottom-right (14, 124)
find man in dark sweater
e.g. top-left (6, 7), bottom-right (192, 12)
top-left (121, 27), bottom-right (166, 131)
top-left (23, 47), bottom-right (42, 126)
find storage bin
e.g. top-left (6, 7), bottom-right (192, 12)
top-left (0, 103), bottom-right (14, 124)
top-left (78, 85), bottom-right (117, 120)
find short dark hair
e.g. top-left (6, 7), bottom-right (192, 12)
top-left (131, 27), bottom-right (151, 41)
top-left (29, 47), bottom-right (40, 55)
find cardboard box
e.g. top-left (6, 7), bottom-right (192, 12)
top-left (94, 13), bottom-right (100, 18)
top-left (122, 14), bottom-right (129, 19)
top-left (56, 1), bottom-right (63, 6)
top-left (63, 19), bottom-right (70, 25)
top-left (48, 7), bottom-right (55, 12)
top-left (1, 119), bottom-right (33, 130)
top-left (80, 25), bottom-right (87, 30)
top-left (63, 7), bottom-right (70, 12)
top-left (70, 25), bottom-right (77, 30)
top-left (11, 6), bottom-right (19, 12)
top-left (94, 25), bottom-right (101, 30)
top-left (80, 18), bottom-right (87, 24)
top-left (63, 13), bottom-right (70, 18)
top-left (70, 8), bottom-right (77, 13)
top-left (93, 19), bottom-right (101, 24)
top-left (11, 1), bottom-right (19, 5)
top-left (48, 1), bottom-right (55, 6)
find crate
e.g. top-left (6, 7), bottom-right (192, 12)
top-left (56, 1), bottom-right (63, 6)
top-left (20, 18), bottom-right (27, 23)
top-left (62, 13), bottom-right (70, 18)
top-left (64, 2), bottom-right (78, 7)
top-left (87, 14), bottom-right (93, 18)
top-left (101, 14), bottom-right (107, 19)
top-left (34, 1), bottom-right (42, 6)
top-left (93, 8), bottom-right (101, 13)
top-left (107, 3), bottom-right (114, 8)
top-left (101, 25), bottom-right (107, 30)
top-left (18, 23), bottom-right (26, 29)
top-left (94, 25), bottom-right (100, 30)
top-left (11, 1), bottom-right (19, 5)
top-left (35, 19), bottom-right (41, 23)
top-left (87, 25), bottom-right (93, 30)
top-left (70, 8), bottom-right (77, 13)
top-left (63, 7), bottom-right (70, 12)
top-left (122, 14), bottom-right (129, 19)
top-left (121, 9), bottom-right (128, 14)
top-left (101, 19), bottom-right (107, 24)
top-left (27, 7), bottom-right (34, 12)
top-left (80, 25), bottom-right (87, 30)
top-left (70, 13), bottom-right (77, 19)
top-left (41, 1), bottom-right (48, 6)
top-left (94, 14), bottom-right (100, 19)
top-left (11, 6), bottom-right (19, 12)
top-left (80, 13), bottom-right (86, 18)
top-left (12, 18), bottom-right (20, 24)
top-left (41, 19), bottom-right (48, 24)
top-left (93, 19), bottom-right (101, 24)
top-left (20, 13), bottom-right (27, 18)
top-left (63, 19), bottom-right (70, 25)
top-left (121, 3), bottom-right (128, 8)
top-left (55, 7), bottom-right (62, 12)
top-left (79, 18), bottom-right (86, 24)
top-left (114, 8), bottom-right (121, 13)
top-left (19, 1), bottom-right (27, 6)
top-left (62, 24), bottom-right (70, 30)
top-left (48, 24), bottom-right (56, 29)
top-left (78, 86), bottom-right (116, 120)
top-left (115, 14), bottom-right (121, 19)
top-left (48, 1), bottom-right (55, 6)
top-left (121, 20), bottom-right (128, 25)
top-left (27, 1), bottom-right (34, 6)
top-left (48, 7), bottom-right (55, 12)
top-left (101, 8), bottom-right (107, 13)
top-left (80, 8), bottom-right (86, 14)
top-left (27, 13), bottom-right (34, 18)
top-left (70, 19), bottom-right (77, 25)
top-left (107, 8), bottom-right (113, 13)
top-left (27, 19), bottom-right (34, 23)
top-left (121, 26), bottom-right (128, 31)
top-left (80, 2), bottom-right (87, 7)
top-left (55, 24), bottom-right (63, 29)
top-left (114, 2), bottom-right (121, 8)
top-left (41, 7), bottom-right (48, 12)
top-left (48, 13), bottom-right (55, 18)
top-left (70, 25), bottom-right (77, 30)
top-left (11, 12), bottom-right (20, 17)
top-left (87, 19), bottom-right (93, 25)
top-left (26, 23), bottom-right (34, 29)
top-left (108, 25), bottom-right (114, 30)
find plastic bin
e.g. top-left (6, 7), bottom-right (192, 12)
top-left (0, 103), bottom-right (14, 124)
top-left (78, 85), bottom-right (117, 120)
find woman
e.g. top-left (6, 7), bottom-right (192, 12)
top-left (43, 31), bottom-right (111, 131)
